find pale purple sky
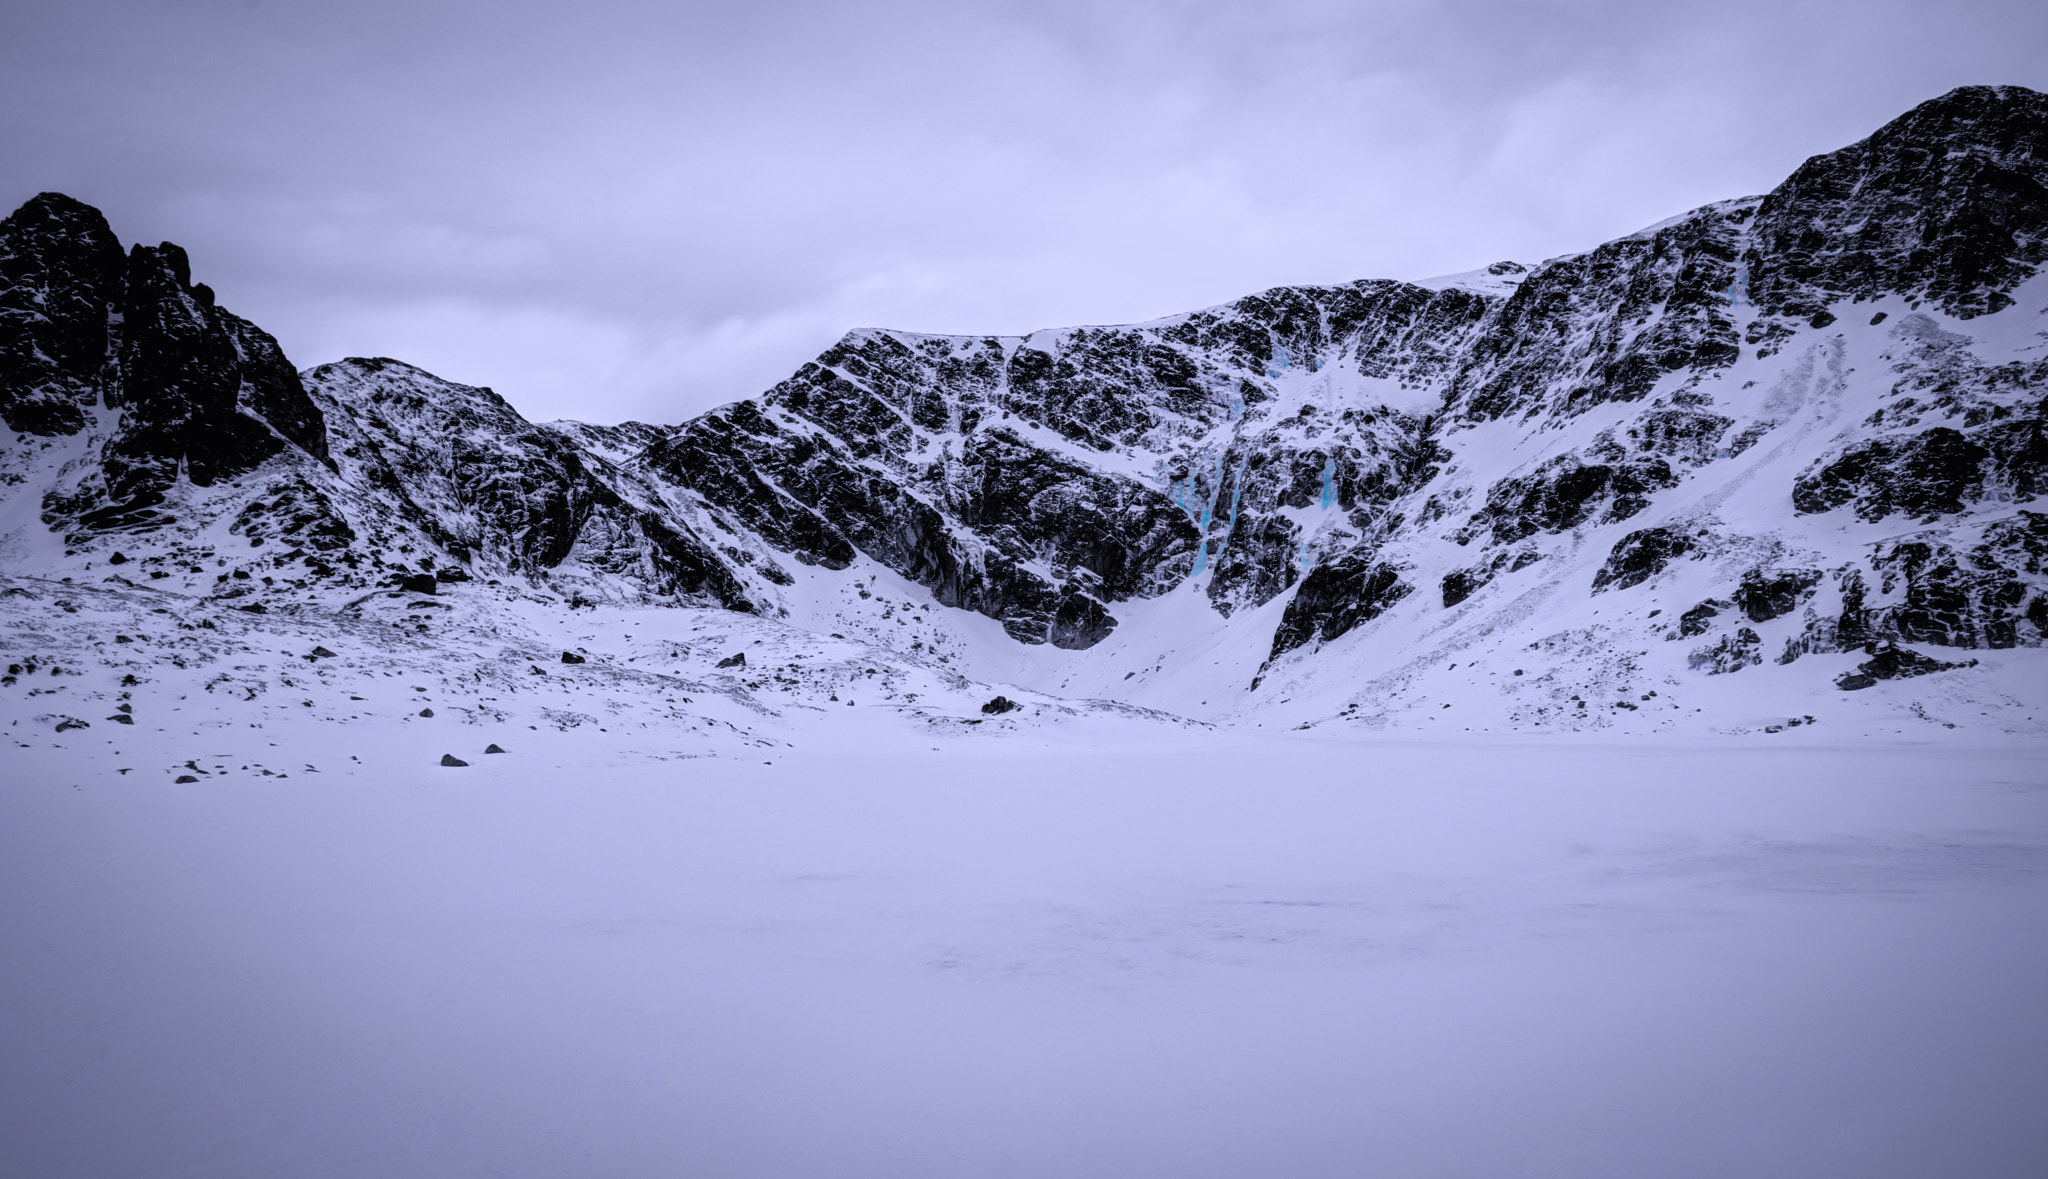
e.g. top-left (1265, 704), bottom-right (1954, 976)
top-left (4, 0), bottom-right (2045, 425)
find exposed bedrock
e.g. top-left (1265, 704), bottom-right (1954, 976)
top-left (3, 193), bottom-right (331, 531)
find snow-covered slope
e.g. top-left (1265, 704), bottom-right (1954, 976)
top-left (3, 85), bottom-right (2046, 738)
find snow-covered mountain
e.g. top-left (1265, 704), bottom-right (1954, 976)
top-left (4, 84), bottom-right (2045, 736)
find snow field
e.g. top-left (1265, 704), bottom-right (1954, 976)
top-left (4, 724), bottom-right (2046, 1178)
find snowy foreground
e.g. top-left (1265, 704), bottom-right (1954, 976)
top-left (6, 619), bottom-right (2048, 1178)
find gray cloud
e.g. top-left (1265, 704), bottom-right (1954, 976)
top-left (4, 0), bottom-right (2044, 423)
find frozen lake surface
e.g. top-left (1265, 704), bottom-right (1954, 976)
top-left (5, 728), bottom-right (2046, 1178)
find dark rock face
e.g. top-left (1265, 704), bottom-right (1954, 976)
top-left (1591, 527), bottom-right (1695, 593)
top-left (1847, 512), bottom-right (2048, 648)
top-left (1734, 568), bottom-right (1823, 623)
top-left (305, 358), bottom-right (758, 610)
top-left (1789, 312), bottom-right (2047, 522)
top-left (1794, 426), bottom-right (1991, 520)
top-left (1269, 553), bottom-right (1411, 659)
top-left (1835, 641), bottom-right (1979, 690)
top-left (1746, 85), bottom-right (2048, 329)
top-left (1456, 453), bottom-right (1679, 547)
top-left (1441, 567), bottom-right (1486, 608)
top-left (1448, 198), bottom-right (1751, 425)
top-left (1744, 513), bottom-right (2048, 667)
top-left (1049, 588), bottom-right (1118, 649)
top-left (0, 195), bottom-right (330, 517)
top-left (0, 194), bottom-right (126, 435)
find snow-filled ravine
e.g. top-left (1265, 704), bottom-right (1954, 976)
top-left (5, 667), bottom-right (2046, 1177)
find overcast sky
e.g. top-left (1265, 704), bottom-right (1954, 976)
top-left (3, 0), bottom-right (2044, 425)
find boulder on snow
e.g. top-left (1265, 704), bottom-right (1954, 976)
top-left (717, 652), bottom-right (746, 668)
top-left (1835, 641), bottom-right (1978, 690)
top-left (105, 714), bottom-right (133, 725)
top-left (398, 573), bottom-right (438, 595)
top-left (981, 695), bottom-right (1023, 715)
top-left (310, 646), bottom-right (337, 659)
top-left (418, 708), bottom-right (434, 718)
top-left (174, 774), bottom-right (199, 783)
top-left (560, 651), bottom-right (585, 664)
top-left (484, 743), bottom-right (507, 754)
top-left (440, 754), bottom-right (468, 767)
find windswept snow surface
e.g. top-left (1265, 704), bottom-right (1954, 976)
top-left (3, 579), bottom-right (2046, 1178)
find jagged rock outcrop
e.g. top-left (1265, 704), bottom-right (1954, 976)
top-left (302, 358), bottom-right (762, 607)
top-left (1745, 84), bottom-right (2048, 328)
top-left (3, 193), bottom-right (332, 537)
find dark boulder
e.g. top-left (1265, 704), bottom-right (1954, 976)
top-left (1734, 568), bottom-right (1823, 623)
top-left (981, 695), bottom-right (1023, 715)
top-left (1591, 527), bottom-right (1695, 593)
top-left (1270, 551), bottom-right (1411, 659)
top-left (1835, 641), bottom-right (1979, 689)
top-left (1441, 567), bottom-right (1486, 608)
top-left (440, 754), bottom-right (468, 767)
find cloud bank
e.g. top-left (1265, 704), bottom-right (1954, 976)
top-left (3, 0), bottom-right (2043, 423)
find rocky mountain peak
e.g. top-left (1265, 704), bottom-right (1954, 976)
top-left (1747, 84), bottom-right (2048, 330)
top-left (3, 192), bottom-right (332, 536)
